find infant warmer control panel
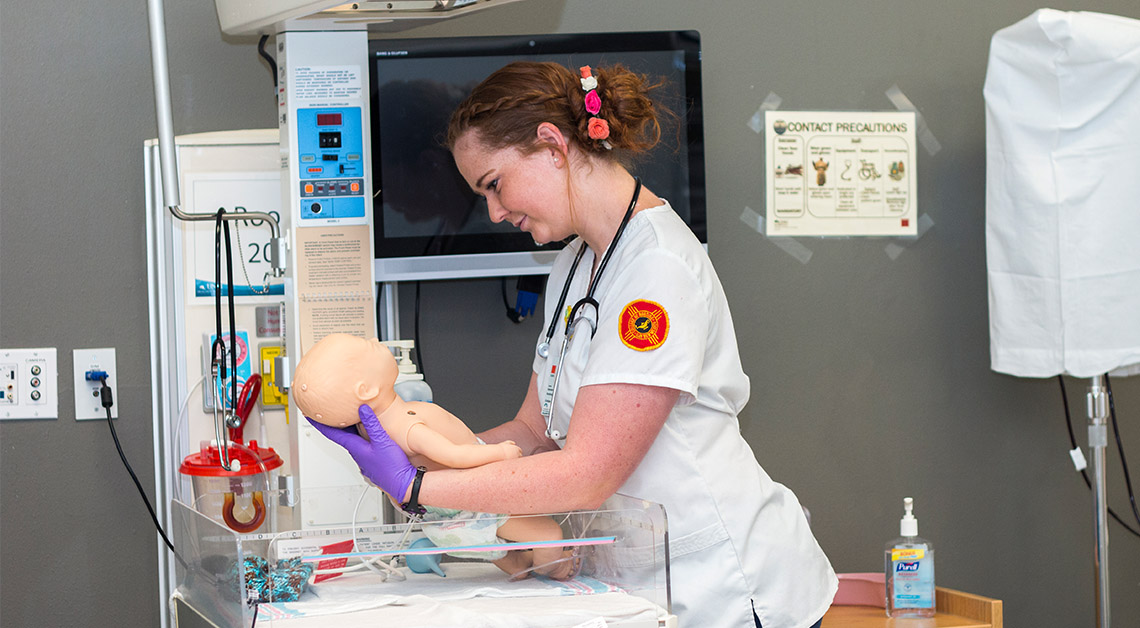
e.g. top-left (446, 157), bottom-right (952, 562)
top-left (298, 107), bottom-right (365, 221)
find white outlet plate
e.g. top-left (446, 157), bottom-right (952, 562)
top-left (0, 348), bottom-right (58, 420)
top-left (74, 348), bottom-right (118, 420)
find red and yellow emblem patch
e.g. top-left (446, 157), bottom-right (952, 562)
top-left (619, 300), bottom-right (669, 351)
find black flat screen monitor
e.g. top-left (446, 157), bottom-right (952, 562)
top-left (369, 30), bottom-right (705, 281)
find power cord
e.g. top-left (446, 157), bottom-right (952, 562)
top-left (415, 281), bottom-right (425, 380)
top-left (1058, 375), bottom-right (1140, 538)
top-left (257, 35), bottom-right (277, 88)
top-left (97, 379), bottom-right (264, 624)
top-left (1106, 375), bottom-right (1140, 529)
top-left (95, 374), bottom-right (189, 567)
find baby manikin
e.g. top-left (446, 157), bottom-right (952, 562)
top-left (292, 333), bottom-right (572, 579)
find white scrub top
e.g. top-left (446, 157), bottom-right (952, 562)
top-left (533, 202), bottom-right (837, 628)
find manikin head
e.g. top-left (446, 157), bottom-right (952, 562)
top-left (292, 334), bottom-right (399, 427)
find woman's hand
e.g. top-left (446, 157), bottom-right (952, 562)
top-left (306, 404), bottom-right (419, 502)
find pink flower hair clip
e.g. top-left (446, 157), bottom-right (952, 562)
top-left (579, 66), bottom-right (612, 150)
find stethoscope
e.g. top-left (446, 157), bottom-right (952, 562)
top-left (538, 177), bottom-right (642, 441)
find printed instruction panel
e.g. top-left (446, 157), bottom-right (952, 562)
top-left (765, 111), bottom-right (917, 236)
top-left (296, 225), bottom-right (375, 354)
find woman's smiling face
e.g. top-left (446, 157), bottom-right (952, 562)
top-left (452, 130), bottom-right (572, 245)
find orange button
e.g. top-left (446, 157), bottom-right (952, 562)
top-left (304, 183), bottom-right (314, 194)
top-left (350, 182), bottom-right (360, 192)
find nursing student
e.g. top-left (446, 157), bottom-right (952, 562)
top-left (309, 61), bottom-right (837, 628)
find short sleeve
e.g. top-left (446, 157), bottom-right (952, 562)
top-left (580, 248), bottom-right (709, 403)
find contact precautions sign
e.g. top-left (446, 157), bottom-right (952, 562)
top-left (765, 111), bottom-right (917, 236)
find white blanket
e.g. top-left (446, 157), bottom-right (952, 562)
top-left (257, 563), bottom-right (661, 627)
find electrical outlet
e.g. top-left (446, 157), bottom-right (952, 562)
top-left (0, 348), bottom-right (58, 420)
top-left (259, 344), bottom-right (287, 406)
top-left (74, 348), bottom-right (118, 420)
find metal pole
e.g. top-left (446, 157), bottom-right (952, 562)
top-left (145, 0), bottom-right (286, 274)
top-left (1086, 375), bottom-right (1110, 628)
top-left (146, 0), bottom-right (180, 210)
top-left (380, 282), bottom-right (400, 341)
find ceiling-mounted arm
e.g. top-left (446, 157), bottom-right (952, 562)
top-left (214, 0), bottom-right (534, 37)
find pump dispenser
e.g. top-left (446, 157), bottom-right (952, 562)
top-left (884, 497), bottom-right (935, 617)
top-left (383, 340), bottom-right (433, 403)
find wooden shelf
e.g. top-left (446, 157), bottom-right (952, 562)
top-left (822, 587), bottom-right (1002, 628)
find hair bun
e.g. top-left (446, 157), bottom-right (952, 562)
top-left (448, 60), bottom-right (669, 159)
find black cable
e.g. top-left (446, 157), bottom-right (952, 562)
top-left (1105, 374), bottom-right (1140, 528)
top-left (502, 278), bottom-right (523, 323)
top-left (224, 217), bottom-right (238, 413)
top-left (257, 35), bottom-right (277, 88)
top-left (1057, 375), bottom-right (1140, 538)
top-left (414, 281), bottom-right (425, 380)
top-left (214, 211), bottom-right (228, 380)
top-left (98, 377), bottom-right (189, 568)
top-left (502, 278), bottom-right (513, 314)
top-left (214, 209), bottom-right (238, 414)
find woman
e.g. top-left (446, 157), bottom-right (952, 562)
top-left (309, 61), bottom-right (837, 628)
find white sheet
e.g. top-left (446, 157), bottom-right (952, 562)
top-left (257, 563), bottom-right (662, 627)
top-left (985, 9), bottom-right (1140, 377)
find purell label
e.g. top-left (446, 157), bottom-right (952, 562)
top-left (891, 553), bottom-right (934, 609)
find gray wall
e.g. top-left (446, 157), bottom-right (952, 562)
top-left (3, 1), bottom-right (1139, 626)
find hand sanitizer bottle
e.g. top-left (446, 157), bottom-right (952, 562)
top-left (885, 497), bottom-right (935, 617)
top-left (386, 341), bottom-right (434, 403)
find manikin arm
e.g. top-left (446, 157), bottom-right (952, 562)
top-left (405, 423), bottom-right (522, 469)
top-left (477, 372), bottom-right (560, 456)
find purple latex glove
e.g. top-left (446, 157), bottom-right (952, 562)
top-left (306, 404), bottom-right (418, 502)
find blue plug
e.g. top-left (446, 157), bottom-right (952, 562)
top-left (515, 289), bottom-right (539, 319)
top-left (513, 275), bottom-right (545, 320)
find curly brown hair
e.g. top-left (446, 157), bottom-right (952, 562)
top-left (447, 61), bottom-right (667, 161)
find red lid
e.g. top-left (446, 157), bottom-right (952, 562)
top-left (179, 440), bottom-right (284, 477)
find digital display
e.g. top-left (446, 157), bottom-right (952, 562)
top-left (369, 31), bottom-right (706, 262)
top-left (316, 113), bottom-right (342, 126)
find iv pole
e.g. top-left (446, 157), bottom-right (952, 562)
top-left (144, 3), bottom-right (286, 627)
top-left (1086, 375), bottom-right (1110, 628)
